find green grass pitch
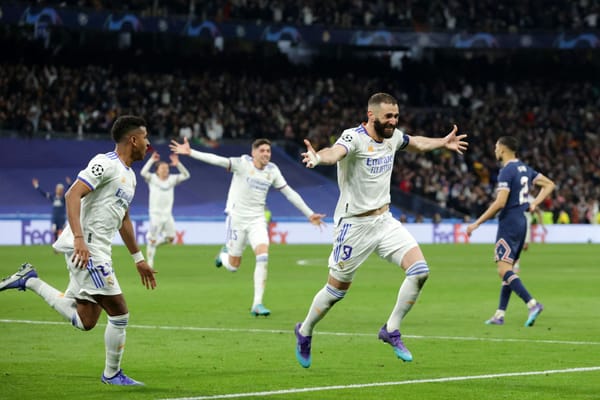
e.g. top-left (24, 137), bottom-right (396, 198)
top-left (1, 243), bottom-right (599, 400)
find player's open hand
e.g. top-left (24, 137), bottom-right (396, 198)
top-left (445, 125), bottom-right (468, 155)
top-left (169, 137), bottom-right (192, 156)
top-left (309, 213), bottom-right (327, 231)
top-left (466, 223), bottom-right (479, 237)
top-left (136, 261), bottom-right (157, 289)
top-left (71, 237), bottom-right (91, 269)
top-left (169, 153), bottom-right (179, 166)
top-left (302, 139), bottom-right (321, 168)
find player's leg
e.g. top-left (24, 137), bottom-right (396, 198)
top-left (145, 219), bottom-right (159, 268)
top-left (495, 236), bottom-right (543, 327)
top-left (378, 217), bottom-right (428, 361)
top-left (216, 216), bottom-right (245, 272)
top-left (96, 294), bottom-right (143, 386)
top-left (248, 221), bottom-right (271, 316)
top-left (155, 216), bottom-right (176, 247)
top-left (295, 274), bottom-right (350, 368)
top-left (0, 261), bottom-right (90, 330)
top-left (295, 218), bottom-right (372, 367)
top-left (485, 282), bottom-right (511, 325)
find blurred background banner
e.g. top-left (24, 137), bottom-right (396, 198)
top-left (3, 4), bottom-right (600, 49)
top-left (3, 218), bottom-right (598, 245)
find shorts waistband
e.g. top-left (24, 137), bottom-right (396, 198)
top-left (354, 204), bottom-right (390, 217)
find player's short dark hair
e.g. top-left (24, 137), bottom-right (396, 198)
top-left (368, 93), bottom-right (398, 108)
top-left (111, 115), bottom-right (147, 143)
top-left (498, 136), bottom-right (519, 152)
top-left (252, 138), bottom-right (271, 149)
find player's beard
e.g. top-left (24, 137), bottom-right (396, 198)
top-left (374, 119), bottom-right (395, 139)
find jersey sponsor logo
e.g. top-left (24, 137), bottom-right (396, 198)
top-left (115, 188), bottom-right (134, 210)
top-left (245, 177), bottom-right (270, 191)
top-left (365, 154), bottom-right (394, 174)
top-left (91, 164), bottom-right (104, 177)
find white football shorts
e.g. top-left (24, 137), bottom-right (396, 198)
top-left (328, 212), bottom-right (418, 282)
top-left (225, 214), bottom-right (269, 257)
top-left (64, 253), bottom-right (122, 302)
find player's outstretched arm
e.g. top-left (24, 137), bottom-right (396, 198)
top-left (302, 139), bottom-right (347, 168)
top-left (140, 152), bottom-right (159, 180)
top-left (170, 137), bottom-right (230, 168)
top-left (406, 124), bottom-right (468, 154)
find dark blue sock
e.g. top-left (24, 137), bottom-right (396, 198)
top-left (498, 284), bottom-right (512, 310)
top-left (503, 270), bottom-right (532, 304)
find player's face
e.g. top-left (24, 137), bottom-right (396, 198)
top-left (373, 103), bottom-right (399, 139)
top-left (131, 127), bottom-right (150, 162)
top-left (252, 144), bottom-right (271, 168)
top-left (156, 162), bottom-right (169, 179)
top-left (494, 142), bottom-right (503, 161)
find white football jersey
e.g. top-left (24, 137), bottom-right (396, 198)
top-left (225, 155), bottom-right (287, 219)
top-left (333, 124), bottom-right (409, 224)
top-left (53, 151), bottom-right (137, 260)
top-left (146, 173), bottom-right (188, 217)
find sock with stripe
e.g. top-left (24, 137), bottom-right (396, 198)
top-left (498, 282), bottom-right (512, 311)
top-left (25, 277), bottom-right (85, 330)
top-left (503, 270), bottom-right (533, 304)
top-left (299, 284), bottom-right (346, 336)
top-left (386, 261), bottom-right (430, 332)
top-left (104, 313), bottom-right (129, 378)
top-left (252, 254), bottom-right (268, 307)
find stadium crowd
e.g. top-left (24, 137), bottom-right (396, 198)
top-left (16, 0), bottom-right (600, 31)
top-left (2, 51), bottom-right (598, 224)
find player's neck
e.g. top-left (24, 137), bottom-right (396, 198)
top-left (115, 145), bottom-right (134, 167)
top-left (364, 122), bottom-right (384, 142)
top-left (502, 156), bottom-right (518, 166)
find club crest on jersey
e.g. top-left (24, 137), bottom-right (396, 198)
top-left (91, 164), bottom-right (104, 177)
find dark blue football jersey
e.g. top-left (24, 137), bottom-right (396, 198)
top-left (496, 159), bottom-right (539, 222)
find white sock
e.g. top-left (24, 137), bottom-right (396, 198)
top-left (26, 278), bottom-right (84, 330)
top-left (146, 243), bottom-right (156, 268)
top-left (220, 251), bottom-right (238, 272)
top-left (104, 313), bottom-right (129, 378)
top-left (300, 284), bottom-right (346, 336)
top-left (252, 254), bottom-right (268, 307)
top-left (386, 261), bottom-right (429, 332)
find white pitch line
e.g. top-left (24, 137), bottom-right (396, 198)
top-left (1, 319), bottom-right (600, 346)
top-left (159, 366), bottom-right (600, 400)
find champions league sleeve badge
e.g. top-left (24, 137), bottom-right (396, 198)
top-left (91, 164), bottom-right (104, 177)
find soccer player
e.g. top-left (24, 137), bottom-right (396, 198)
top-left (294, 92), bottom-right (468, 367)
top-left (170, 137), bottom-right (325, 316)
top-left (141, 151), bottom-right (190, 268)
top-left (466, 136), bottom-right (555, 327)
top-left (0, 115), bottom-right (157, 385)
top-left (32, 176), bottom-right (72, 242)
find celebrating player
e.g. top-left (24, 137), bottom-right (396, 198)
top-left (0, 115), bottom-right (156, 385)
top-left (294, 92), bottom-right (468, 367)
top-left (170, 137), bottom-right (325, 317)
top-left (141, 151), bottom-right (190, 268)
